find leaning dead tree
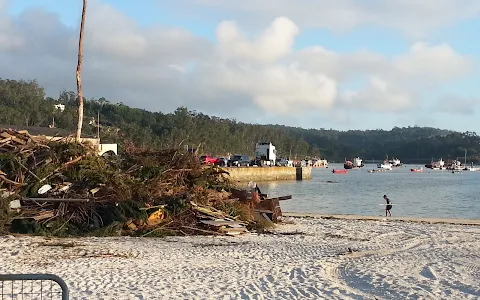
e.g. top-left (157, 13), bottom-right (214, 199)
top-left (75, 0), bottom-right (87, 142)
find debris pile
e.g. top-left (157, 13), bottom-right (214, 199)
top-left (0, 129), bottom-right (290, 237)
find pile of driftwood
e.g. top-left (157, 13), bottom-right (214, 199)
top-left (0, 129), bottom-right (290, 237)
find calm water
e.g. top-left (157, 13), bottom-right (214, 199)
top-left (257, 164), bottom-right (480, 219)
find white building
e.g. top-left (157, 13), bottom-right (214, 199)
top-left (1, 125), bottom-right (117, 156)
top-left (54, 104), bottom-right (65, 112)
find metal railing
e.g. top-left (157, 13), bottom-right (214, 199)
top-left (0, 274), bottom-right (69, 300)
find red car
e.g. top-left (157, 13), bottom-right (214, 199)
top-left (214, 157), bottom-right (228, 166)
top-left (200, 155), bottom-right (216, 164)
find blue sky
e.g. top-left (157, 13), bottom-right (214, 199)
top-left (2, 0), bottom-right (480, 131)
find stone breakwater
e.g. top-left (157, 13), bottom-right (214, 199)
top-left (222, 166), bottom-right (312, 182)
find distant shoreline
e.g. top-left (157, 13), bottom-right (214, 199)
top-left (284, 212), bottom-right (480, 226)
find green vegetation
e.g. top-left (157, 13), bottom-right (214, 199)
top-left (1, 78), bottom-right (480, 163)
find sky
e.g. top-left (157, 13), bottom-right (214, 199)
top-left (1, 0), bottom-right (480, 131)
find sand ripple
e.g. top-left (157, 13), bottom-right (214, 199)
top-left (1, 218), bottom-right (479, 299)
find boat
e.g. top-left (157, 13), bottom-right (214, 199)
top-left (464, 163), bottom-right (479, 171)
top-left (447, 159), bottom-right (463, 171)
top-left (389, 157), bottom-right (402, 167)
top-left (425, 158), bottom-right (445, 170)
top-left (377, 155), bottom-right (393, 170)
top-left (332, 169), bottom-right (348, 174)
top-left (410, 167), bottom-right (424, 172)
top-left (377, 162), bottom-right (392, 170)
top-left (344, 157), bottom-right (364, 169)
top-left (368, 169), bottom-right (386, 173)
top-left (461, 150), bottom-right (479, 171)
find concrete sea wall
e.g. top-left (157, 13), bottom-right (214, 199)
top-left (222, 166), bottom-right (312, 182)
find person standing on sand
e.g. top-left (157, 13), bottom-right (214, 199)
top-left (383, 195), bottom-right (392, 217)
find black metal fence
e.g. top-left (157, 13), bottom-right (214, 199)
top-left (0, 274), bottom-right (69, 300)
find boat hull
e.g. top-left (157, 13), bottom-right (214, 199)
top-left (378, 164), bottom-right (392, 170)
top-left (333, 169), bottom-right (348, 174)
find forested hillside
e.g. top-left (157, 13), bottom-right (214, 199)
top-left (1, 79), bottom-right (479, 162)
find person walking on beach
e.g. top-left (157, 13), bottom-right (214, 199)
top-left (383, 195), bottom-right (392, 217)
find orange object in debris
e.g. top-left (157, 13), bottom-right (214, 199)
top-left (251, 192), bottom-right (261, 205)
top-left (125, 220), bottom-right (137, 230)
top-left (147, 209), bottom-right (164, 226)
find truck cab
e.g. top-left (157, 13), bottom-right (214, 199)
top-left (254, 142), bottom-right (277, 166)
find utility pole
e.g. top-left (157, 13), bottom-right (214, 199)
top-left (75, 0), bottom-right (87, 142)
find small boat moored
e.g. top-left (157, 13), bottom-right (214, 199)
top-left (377, 155), bottom-right (393, 170)
top-left (425, 158), bottom-right (445, 170)
top-left (344, 157), bottom-right (364, 169)
top-left (463, 162), bottom-right (479, 171)
top-left (411, 167), bottom-right (424, 172)
top-left (332, 169), bottom-right (348, 174)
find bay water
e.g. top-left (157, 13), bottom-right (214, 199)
top-left (257, 164), bottom-right (480, 219)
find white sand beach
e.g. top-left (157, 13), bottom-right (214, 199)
top-left (1, 217), bottom-right (480, 299)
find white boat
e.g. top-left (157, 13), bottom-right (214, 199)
top-left (389, 157), bottom-right (402, 167)
top-left (425, 158), bottom-right (445, 170)
top-left (377, 155), bottom-right (393, 170)
top-left (448, 160), bottom-right (463, 171)
top-left (461, 150), bottom-right (478, 171)
top-left (353, 157), bottom-right (364, 168)
top-left (464, 162), bottom-right (479, 171)
top-left (378, 163), bottom-right (393, 170)
top-left (344, 157), bottom-right (364, 169)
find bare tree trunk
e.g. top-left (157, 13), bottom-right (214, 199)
top-left (75, 0), bottom-right (87, 142)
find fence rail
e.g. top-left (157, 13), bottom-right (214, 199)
top-left (0, 274), bottom-right (69, 300)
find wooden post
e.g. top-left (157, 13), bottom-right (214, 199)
top-left (75, 0), bottom-right (87, 142)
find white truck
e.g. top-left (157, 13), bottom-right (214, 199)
top-left (254, 142), bottom-right (277, 166)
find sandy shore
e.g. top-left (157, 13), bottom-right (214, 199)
top-left (284, 212), bottom-right (480, 226)
top-left (1, 217), bottom-right (480, 299)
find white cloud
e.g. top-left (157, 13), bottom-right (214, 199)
top-left (85, 2), bottom-right (211, 65)
top-left (202, 64), bottom-right (337, 114)
top-left (217, 17), bottom-right (299, 63)
top-left (340, 76), bottom-right (416, 112)
top-left (183, 0), bottom-right (480, 38)
top-left (0, 1), bottom-right (475, 128)
top-left (393, 42), bottom-right (474, 82)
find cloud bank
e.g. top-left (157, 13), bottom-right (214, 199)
top-left (0, 0), bottom-right (476, 129)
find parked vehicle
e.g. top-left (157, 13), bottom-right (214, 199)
top-left (254, 142), bottom-right (277, 166)
top-left (214, 157), bottom-right (228, 167)
top-left (200, 155), bottom-right (216, 165)
top-left (228, 155), bottom-right (251, 167)
top-left (276, 157), bottom-right (293, 167)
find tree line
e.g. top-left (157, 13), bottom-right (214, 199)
top-left (1, 78), bottom-right (480, 163)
